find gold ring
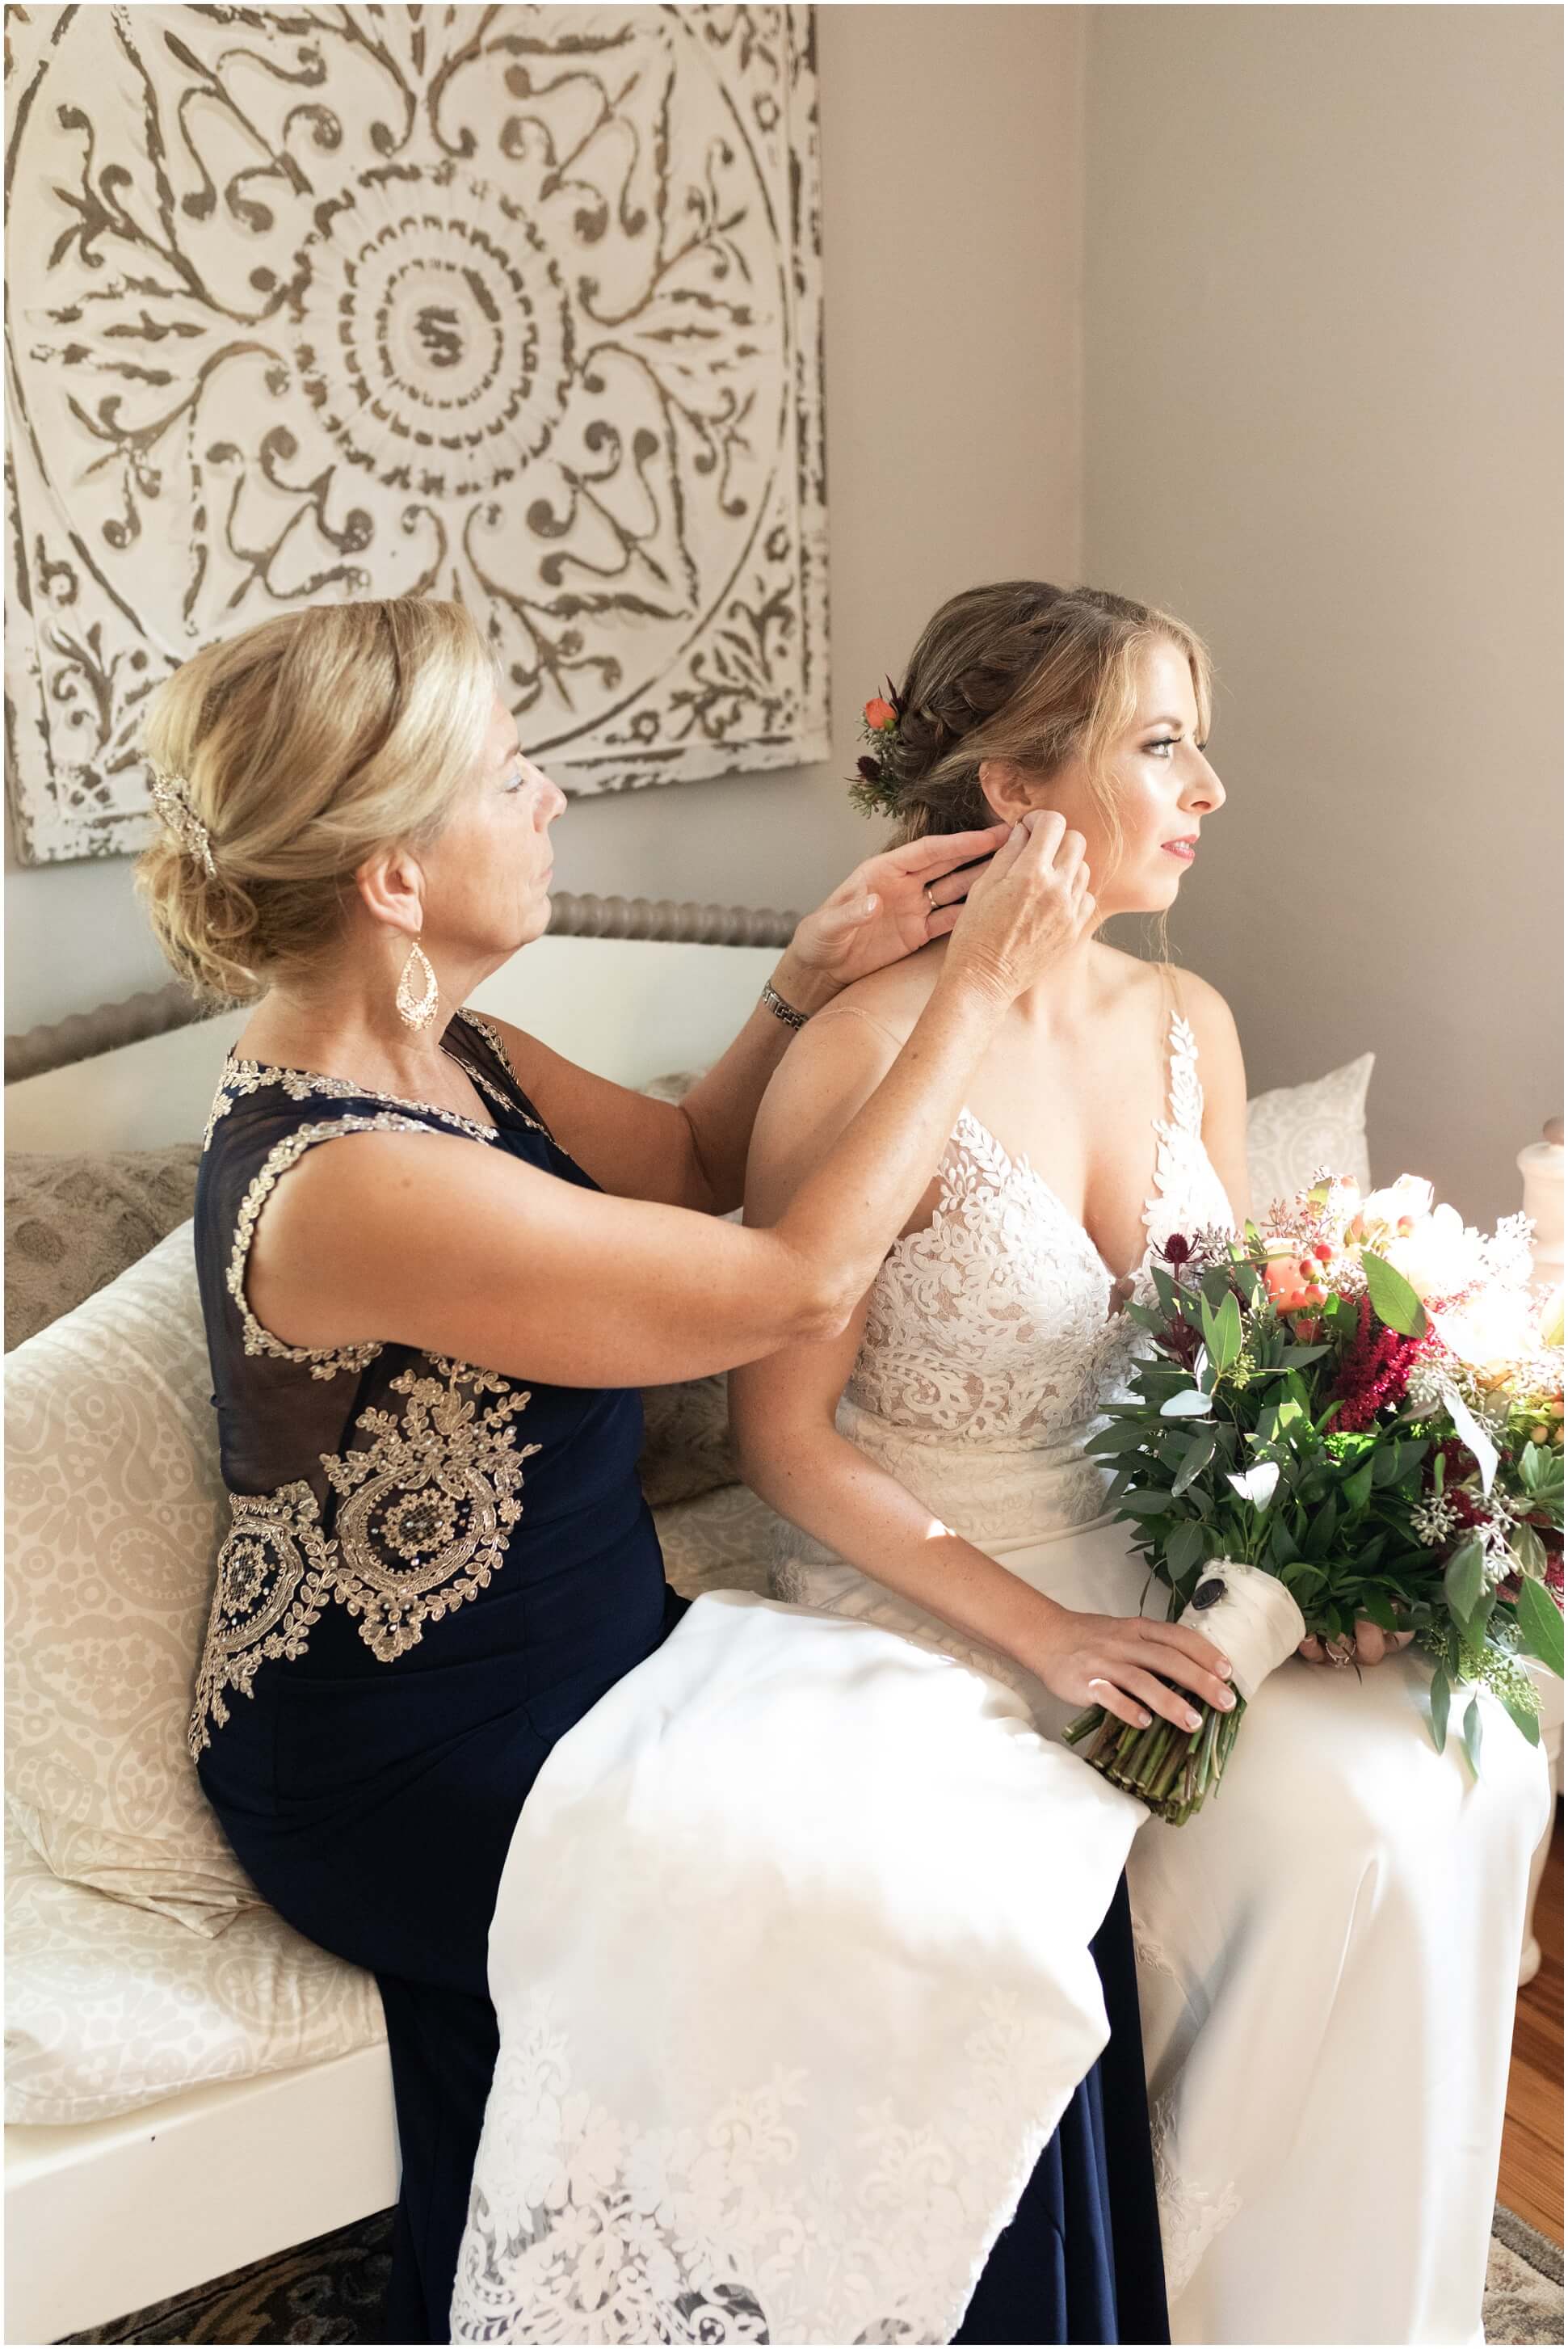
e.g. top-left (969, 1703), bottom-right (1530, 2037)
top-left (923, 882), bottom-right (938, 914)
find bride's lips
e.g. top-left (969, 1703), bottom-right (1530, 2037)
top-left (1162, 836), bottom-right (1198, 864)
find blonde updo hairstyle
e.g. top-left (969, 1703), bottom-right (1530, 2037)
top-left (137, 597), bottom-right (502, 1004)
top-left (880, 581), bottom-right (1213, 883)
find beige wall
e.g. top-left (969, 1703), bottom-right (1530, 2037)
top-left (1083, 5), bottom-right (1562, 1224)
top-left (3, 5), bottom-right (1086, 1036)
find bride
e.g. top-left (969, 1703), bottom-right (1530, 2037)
top-left (730, 579), bottom-right (1549, 2344)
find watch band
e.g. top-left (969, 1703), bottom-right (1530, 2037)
top-left (760, 979), bottom-right (809, 1031)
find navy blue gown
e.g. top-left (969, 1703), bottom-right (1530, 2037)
top-left (190, 1012), bottom-right (1167, 2345)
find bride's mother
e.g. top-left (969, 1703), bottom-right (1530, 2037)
top-left (135, 595), bottom-right (1097, 2341)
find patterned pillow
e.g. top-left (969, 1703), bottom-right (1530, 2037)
top-left (5, 1143), bottom-right (202, 1350)
top-left (1245, 1053), bottom-right (1375, 1214)
top-left (5, 1222), bottom-right (259, 1936)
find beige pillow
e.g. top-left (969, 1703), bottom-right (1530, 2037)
top-left (1245, 1053), bottom-right (1375, 1213)
top-left (637, 1071), bottom-right (741, 1506)
top-left (5, 1222), bottom-right (260, 1935)
top-left (5, 1143), bottom-right (202, 1350)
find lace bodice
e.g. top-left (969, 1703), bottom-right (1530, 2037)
top-left (846, 1009), bottom-right (1234, 1444)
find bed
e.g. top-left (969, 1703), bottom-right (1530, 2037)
top-left (5, 895), bottom-right (1561, 2343)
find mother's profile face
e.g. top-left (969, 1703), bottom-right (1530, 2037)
top-left (420, 693), bottom-right (567, 966)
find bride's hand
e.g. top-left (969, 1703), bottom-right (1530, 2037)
top-left (1021, 1606), bottom-right (1236, 1730)
top-left (784, 824), bottom-right (1014, 992)
top-left (1298, 1623), bottom-right (1416, 1668)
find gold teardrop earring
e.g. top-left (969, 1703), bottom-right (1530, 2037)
top-left (395, 935), bottom-right (440, 1032)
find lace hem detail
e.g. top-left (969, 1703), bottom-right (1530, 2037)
top-left (452, 1986), bottom-right (1081, 2346)
top-left (189, 1356), bottom-right (539, 1753)
top-left (1150, 2094), bottom-right (1242, 2303)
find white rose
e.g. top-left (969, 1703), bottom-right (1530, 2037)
top-left (1360, 1173), bottom-right (1435, 1229)
top-left (1385, 1202), bottom-right (1487, 1303)
top-left (1430, 1287), bottom-right (1536, 1372)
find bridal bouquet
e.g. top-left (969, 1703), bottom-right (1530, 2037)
top-left (1061, 1173), bottom-right (1564, 1823)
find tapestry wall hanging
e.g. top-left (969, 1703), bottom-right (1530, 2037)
top-left (4, 3), bottom-right (827, 863)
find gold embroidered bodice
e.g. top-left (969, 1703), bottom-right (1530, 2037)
top-left (187, 1011), bottom-right (649, 1757)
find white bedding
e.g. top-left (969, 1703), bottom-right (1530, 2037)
top-left (4, 1812), bottom-right (385, 2128)
top-left (5, 1484), bottom-right (781, 2128)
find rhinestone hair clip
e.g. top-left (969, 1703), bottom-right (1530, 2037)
top-left (149, 763), bottom-right (216, 877)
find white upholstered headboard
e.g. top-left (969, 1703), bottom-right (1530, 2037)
top-left (4, 893), bottom-right (792, 1156)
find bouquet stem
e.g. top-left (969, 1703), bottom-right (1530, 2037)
top-left (1062, 1690), bottom-right (1248, 1824)
top-left (1060, 1560), bottom-right (1302, 1824)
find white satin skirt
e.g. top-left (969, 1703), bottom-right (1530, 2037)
top-left (779, 1507), bottom-right (1551, 2345)
top-left (451, 1589), bottom-right (1144, 2344)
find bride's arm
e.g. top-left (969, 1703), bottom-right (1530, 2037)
top-left (732, 1009), bottom-right (1235, 1731)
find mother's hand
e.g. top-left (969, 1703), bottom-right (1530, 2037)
top-left (1298, 1623), bottom-right (1416, 1668)
top-left (786, 824), bottom-right (1013, 992)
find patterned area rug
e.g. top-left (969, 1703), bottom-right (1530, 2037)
top-left (65, 2204), bottom-right (1566, 2344)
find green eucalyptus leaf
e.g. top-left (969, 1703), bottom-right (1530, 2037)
top-left (1343, 1460), bottom-right (1376, 1513)
top-left (1164, 1520), bottom-right (1208, 1580)
top-left (1443, 1536), bottom-right (1486, 1628)
top-left (1212, 1292), bottom-right (1244, 1374)
top-left (1360, 1248), bottom-right (1427, 1339)
top-left (1515, 1573), bottom-right (1565, 1677)
top-left (1160, 1388), bottom-right (1215, 1419)
top-left (1501, 1690), bottom-right (1542, 1747)
top-left (1427, 1666), bottom-right (1450, 1754)
top-left (1086, 1421), bottom-right (1152, 1455)
top-left (1510, 1519), bottom-right (1548, 1579)
top-left (1302, 1496), bottom-right (1339, 1561)
top-left (1172, 1429), bottom-right (1217, 1497)
top-left (1461, 1694), bottom-right (1483, 1779)
top-left (1119, 1490), bottom-right (1177, 1518)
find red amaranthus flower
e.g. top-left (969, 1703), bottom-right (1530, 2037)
top-left (1330, 1294), bottom-right (1429, 1432)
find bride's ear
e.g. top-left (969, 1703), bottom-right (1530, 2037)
top-left (977, 758), bottom-right (1040, 825)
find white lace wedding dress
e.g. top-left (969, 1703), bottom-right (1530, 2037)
top-left (453, 1009), bottom-right (1547, 2346)
top-left (764, 1008), bottom-right (1549, 2346)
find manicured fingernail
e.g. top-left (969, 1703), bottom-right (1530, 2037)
top-left (1136, 1711), bottom-right (1152, 1728)
top-left (1217, 1689), bottom-right (1235, 1710)
top-left (1217, 1658), bottom-right (1233, 1678)
top-left (1183, 1709), bottom-right (1201, 1731)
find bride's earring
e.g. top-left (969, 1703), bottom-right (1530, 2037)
top-left (395, 936), bottom-right (440, 1032)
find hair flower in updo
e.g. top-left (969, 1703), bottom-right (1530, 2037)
top-left (849, 676), bottom-right (905, 819)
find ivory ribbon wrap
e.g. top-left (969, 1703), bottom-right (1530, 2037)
top-left (1177, 1559), bottom-right (1306, 1703)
